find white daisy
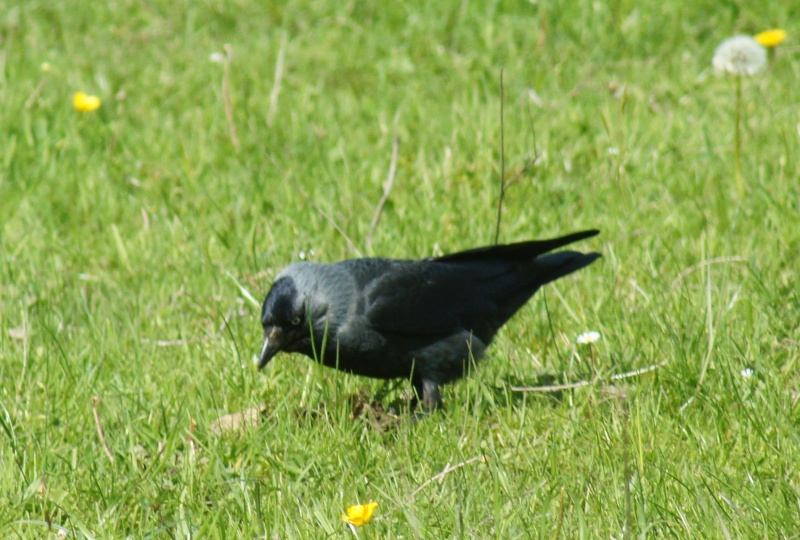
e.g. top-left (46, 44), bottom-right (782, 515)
top-left (576, 331), bottom-right (601, 345)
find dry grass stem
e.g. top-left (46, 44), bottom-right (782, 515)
top-left (91, 397), bottom-right (115, 463)
top-left (407, 455), bottom-right (485, 500)
top-left (511, 361), bottom-right (667, 392)
top-left (670, 256), bottom-right (747, 288)
top-left (24, 77), bottom-right (48, 109)
top-left (222, 44), bottom-right (240, 151)
top-left (267, 37), bottom-right (287, 127)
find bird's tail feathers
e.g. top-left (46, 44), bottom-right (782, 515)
top-left (435, 230), bottom-right (599, 264)
top-left (488, 250), bottom-right (600, 329)
top-left (531, 251), bottom-right (601, 287)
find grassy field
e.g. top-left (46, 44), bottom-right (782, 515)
top-left (2, 0), bottom-right (799, 537)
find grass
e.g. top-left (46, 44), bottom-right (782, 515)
top-left (2, 0), bottom-right (799, 537)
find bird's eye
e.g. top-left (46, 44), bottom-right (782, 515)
top-left (290, 316), bottom-right (301, 326)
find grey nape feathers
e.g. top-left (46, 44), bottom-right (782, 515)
top-left (259, 230), bottom-right (600, 411)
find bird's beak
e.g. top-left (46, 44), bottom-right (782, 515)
top-left (258, 327), bottom-right (283, 369)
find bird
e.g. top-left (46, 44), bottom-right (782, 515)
top-left (258, 230), bottom-right (600, 410)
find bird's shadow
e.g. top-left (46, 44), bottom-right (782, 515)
top-left (379, 372), bottom-right (570, 420)
top-left (291, 373), bottom-right (570, 431)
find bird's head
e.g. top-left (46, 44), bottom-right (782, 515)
top-left (257, 263), bottom-right (335, 369)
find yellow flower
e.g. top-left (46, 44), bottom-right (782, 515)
top-left (341, 502), bottom-right (378, 526)
top-left (73, 92), bottom-right (101, 113)
top-left (754, 29), bottom-right (787, 48)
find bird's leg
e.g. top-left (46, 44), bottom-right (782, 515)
top-left (421, 379), bottom-right (442, 411)
top-left (412, 377), bottom-right (442, 413)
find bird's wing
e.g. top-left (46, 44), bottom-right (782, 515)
top-left (342, 230), bottom-right (600, 339)
top-left (355, 260), bottom-right (506, 337)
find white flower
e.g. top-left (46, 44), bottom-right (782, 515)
top-left (209, 52), bottom-right (225, 64)
top-left (576, 331), bottom-right (601, 345)
top-left (524, 88), bottom-right (543, 107)
top-left (712, 36), bottom-right (767, 76)
top-left (740, 367), bottom-right (754, 378)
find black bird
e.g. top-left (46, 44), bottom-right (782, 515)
top-left (258, 230), bottom-right (600, 410)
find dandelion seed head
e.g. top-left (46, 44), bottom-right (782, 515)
top-left (712, 36), bottom-right (767, 76)
top-left (576, 331), bottom-right (601, 345)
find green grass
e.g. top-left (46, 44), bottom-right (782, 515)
top-left (2, 0), bottom-right (800, 537)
